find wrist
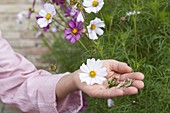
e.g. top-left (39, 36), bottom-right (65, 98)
top-left (72, 69), bottom-right (81, 90)
top-left (56, 71), bottom-right (80, 100)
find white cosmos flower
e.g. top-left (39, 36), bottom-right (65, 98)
top-left (83, 0), bottom-right (104, 13)
top-left (37, 3), bottom-right (56, 28)
top-left (126, 11), bottom-right (141, 16)
top-left (79, 58), bottom-right (107, 85)
top-left (87, 17), bottom-right (105, 40)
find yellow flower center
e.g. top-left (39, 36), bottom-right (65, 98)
top-left (89, 70), bottom-right (96, 78)
top-left (46, 13), bottom-right (51, 20)
top-left (92, 0), bottom-right (99, 7)
top-left (72, 28), bottom-right (78, 34)
top-left (91, 24), bottom-right (96, 30)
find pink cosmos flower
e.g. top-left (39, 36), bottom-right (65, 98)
top-left (64, 20), bottom-right (83, 43)
top-left (65, 6), bottom-right (85, 22)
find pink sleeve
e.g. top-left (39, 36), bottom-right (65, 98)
top-left (0, 36), bottom-right (83, 113)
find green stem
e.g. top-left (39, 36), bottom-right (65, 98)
top-left (77, 39), bottom-right (89, 53)
top-left (100, 11), bottom-right (110, 44)
top-left (123, 42), bottom-right (130, 65)
top-left (85, 34), bottom-right (104, 59)
top-left (41, 38), bottom-right (53, 52)
top-left (112, 34), bottom-right (119, 58)
top-left (134, 17), bottom-right (137, 68)
top-left (41, 38), bottom-right (63, 62)
top-left (94, 42), bottom-right (104, 59)
top-left (70, 33), bottom-right (90, 55)
top-left (55, 9), bottom-right (67, 24)
top-left (133, 0), bottom-right (139, 68)
top-left (108, 8), bottom-right (117, 45)
top-left (53, 18), bottom-right (65, 27)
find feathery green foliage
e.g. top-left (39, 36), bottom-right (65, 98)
top-left (42, 0), bottom-right (170, 112)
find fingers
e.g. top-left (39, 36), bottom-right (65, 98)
top-left (132, 80), bottom-right (144, 89)
top-left (120, 72), bottom-right (144, 81)
top-left (88, 86), bottom-right (140, 98)
top-left (122, 87), bottom-right (138, 95)
top-left (88, 87), bottom-right (124, 98)
top-left (106, 60), bottom-right (132, 73)
top-left (82, 71), bottom-right (145, 98)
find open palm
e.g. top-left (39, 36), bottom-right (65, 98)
top-left (76, 60), bottom-right (144, 98)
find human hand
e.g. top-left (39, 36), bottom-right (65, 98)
top-left (74, 60), bottom-right (144, 98)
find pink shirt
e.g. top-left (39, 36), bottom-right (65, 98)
top-left (0, 36), bottom-right (83, 113)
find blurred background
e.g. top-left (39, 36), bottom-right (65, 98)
top-left (0, 0), bottom-right (48, 69)
top-left (0, 0), bottom-right (48, 113)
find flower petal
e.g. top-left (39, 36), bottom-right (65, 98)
top-left (83, 1), bottom-right (92, 7)
top-left (76, 34), bottom-right (81, 40)
top-left (89, 30), bottom-right (98, 40)
top-left (70, 37), bottom-right (76, 43)
top-left (98, 0), bottom-right (103, 2)
top-left (44, 3), bottom-right (55, 14)
top-left (86, 78), bottom-right (92, 85)
top-left (87, 25), bottom-right (91, 31)
top-left (79, 73), bottom-right (89, 80)
top-left (79, 74), bottom-right (91, 85)
top-left (97, 1), bottom-right (104, 10)
top-left (84, 7), bottom-right (93, 13)
top-left (96, 22), bottom-right (105, 28)
top-left (80, 63), bottom-right (90, 73)
top-left (51, 10), bottom-right (56, 16)
top-left (87, 58), bottom-right (96, 70)
top-left (65, 34), bottom-right (73, 40)
top-left (77, 22), bottom-right (83, 29)
top-left (47, 18), bottom-right (52, 24)
top-left (39, 9), bottom-right (47, 17)
top-left (95, 76), bottom-right (106, 84)
top-left (77, 12), bottom-right (84, 22)
top-left (87, 7), bottom-right (98, 13)
top-left (64, 29), bottom-right (71, 35)
top-left (96, 67), bottom-right (107, 77)
top-left (95, 27), bottom-right (104, 36)
top-left (90, 78), bottom-right (97, 85)
top-left (68, 20), bottom-right (75, 28)
top-left (94, 59), bottom-right (103, 70)
top-left (37, 18), bottom-right (48, 28)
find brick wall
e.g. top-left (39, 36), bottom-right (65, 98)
top-left (0, 0), bottom-right (49, 69)
top-left (0, 0), bottom-right (49, 113)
